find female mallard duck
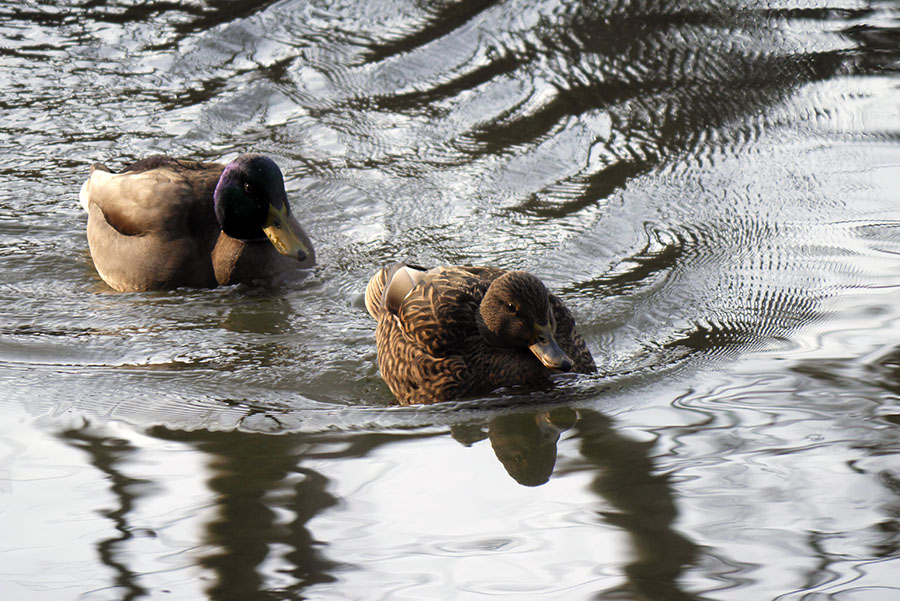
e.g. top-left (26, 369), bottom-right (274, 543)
top-left (79, 154), bottom-right (314, 291)
top-left (365, 263), bottom-right (596, 405)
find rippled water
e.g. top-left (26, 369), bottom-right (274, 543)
top-left (1, 1), bottom-right (899, 599)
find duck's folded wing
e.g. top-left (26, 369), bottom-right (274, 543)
top-left (393, 266), bottom-right (504, 357)
top-left (80, 163), bottom-right (212, 238)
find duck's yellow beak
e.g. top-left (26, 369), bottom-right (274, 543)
top-left (262, 203), bottom-right (311, 262)
top-left (529, 323), bottom-right (573, 372)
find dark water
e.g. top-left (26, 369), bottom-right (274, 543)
top-left (2, 0), bottom-right (899, 599)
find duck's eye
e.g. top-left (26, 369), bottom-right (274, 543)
top-left (243, 182), bottom-right (253, 195)
top-left (506, 302), bottom-right (517, 313)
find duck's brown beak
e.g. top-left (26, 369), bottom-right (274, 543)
top-left (529, 322), bottom-right (573, 371)
top-left (262, 202), bottom-right (312, 262)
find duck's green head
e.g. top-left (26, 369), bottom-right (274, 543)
top-left (213, 154), bottom-right (312, 262)
top-left (478, 271), bottom-right (574, 371)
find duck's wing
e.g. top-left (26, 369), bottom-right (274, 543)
top-left (549, 293), bottom-right (597, 373)
top-left (79, 157), bottom-right (223, 238)
top-left (392, 265), bottom-right (503, 358)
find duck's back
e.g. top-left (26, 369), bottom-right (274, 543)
top-left (81, 157), bottom-right (223, 231)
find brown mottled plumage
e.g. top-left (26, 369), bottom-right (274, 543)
top-left (79, 154), bottom-right (314, 292)
top-left (365, 263), bottom-right (596, 405)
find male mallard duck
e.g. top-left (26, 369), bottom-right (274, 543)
top-left (365, 263), bottom-right (596, 405)
top-left (79, 154), bottom-right (314, 291)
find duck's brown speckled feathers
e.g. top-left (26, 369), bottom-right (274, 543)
top-left (79, 155), bottom-right (314, 292)
top-left (366, 263), bottom-right (596, 405)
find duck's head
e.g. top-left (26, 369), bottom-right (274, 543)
top-left (477, 271), bottom-right (573, 371)
top-left (213, 154), bottom-right (312, 262)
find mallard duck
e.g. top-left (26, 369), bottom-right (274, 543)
top-left (365, 263), bottom-right (596, 405)
top-left (79, 154), bottom-right (314, 291)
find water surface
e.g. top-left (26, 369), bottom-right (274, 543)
top-left (1, 1), bottom-right (899, 599)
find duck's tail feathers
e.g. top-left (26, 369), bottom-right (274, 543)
top-left (365, 266), bottom-right (390, 319)
top-left (365, 263), bottom-right (428, 319)
top-left (79, 163), bottom-right (111, 212)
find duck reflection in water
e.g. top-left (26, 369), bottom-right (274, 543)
top-left (489, 407), bottom-right (580, 486)
top-left (452, 406), bottom-right (578, 487)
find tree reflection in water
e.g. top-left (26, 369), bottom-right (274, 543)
top-left (149, 427), bottom-right (350, 600)
top-left (574, 410), bottom-right (703, 601)
top-left (62, 427), bottom-right (148, 601)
